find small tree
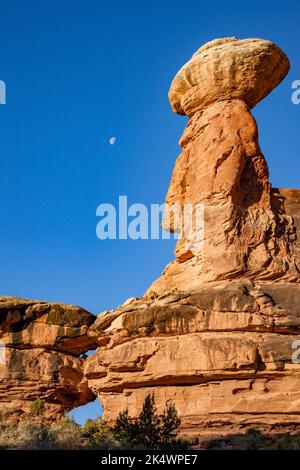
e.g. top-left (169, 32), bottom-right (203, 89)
top-left (83, 416), bottom-right (116, 449)
top-left (160, 402), bottom-right (181, 445)
top-left (138, 394), bottom-right (162, 448)
top-left (112, 394), bottom-right (182, 449)
top-left (82, 418), bottom-right (99, 436)
top-left (113, 409), bottom-right (140, 445)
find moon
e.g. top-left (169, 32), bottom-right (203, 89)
top-left (109, 136), bottom-right (116, 145)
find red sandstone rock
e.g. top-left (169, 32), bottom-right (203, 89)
top-left (0, 296), bottom-right (96, 423)
top-left (1, 37), bottom-right (299, 442)
top-left (169, 37), bottom-right (290, 116)
top-left (85, 282), bottom-right (300, 438)
top-left (148, 40), bottom-right (298, 293)
top-left (84, 37), bottom-right (300, 440)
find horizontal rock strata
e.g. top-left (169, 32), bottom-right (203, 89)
top-left (0, 296), bottom-right (96, 422)
top-left (85, 283), bottom-right (300, 438)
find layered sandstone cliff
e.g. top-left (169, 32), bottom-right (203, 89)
top-left (85, 282), bottom-right (300, 438)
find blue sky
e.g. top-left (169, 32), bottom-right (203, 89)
top-left (0, 0), bottom-right (299, 423)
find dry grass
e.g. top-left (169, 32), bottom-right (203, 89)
top-left (0, 417), bottom-right (85, 450)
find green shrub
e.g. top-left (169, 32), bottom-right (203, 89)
top-left (276, 435), bottom-right (300, 450)
top-left (83, 416), bottom-right (117, 449)
top-left (244, 428), bottom-right (263, 450)
top-left (82, 418), bottom-right (99, 436)
top-left (54, 416), bottom-right (84, 449)
top-left (0, 397), bottom-right (184, 450)
top-left (0, 416), bottom-right (86, 450)
top-left (15, 421), bottom-right (56, 449)
top-left (30, 398), bottom-right (45, 416)
top-left (206, 439), bottom-right (222, 450)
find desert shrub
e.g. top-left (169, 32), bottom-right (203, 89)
top-left (54, 415), bottom-right (84, 449)
top-left (244, 428), bottom-right (263, 450)
top-left (0, 422), bottom-right (20, 449)
top-left (82, 418), bottom-right (99, 436)
top-left (30, 398), bottom-right (45, 416)
top-left (83, 416), bottom-right (117, 449)
top-left (0, 397), bottom-right (184, 450)
top-left (112, 393), bottom-right (185, 449)
top-left (205, 438), bottom-right (223, 450)
top-left (276, 434), bottom-right (300, 450)
top-left (14, 421), bottom-right (56, 449)
top-left (160, 402), bottom-right (182, 444)
top-left (0, 416), bottom-right (85, 450)
top-left (113, 409), bottom-right (146, 448)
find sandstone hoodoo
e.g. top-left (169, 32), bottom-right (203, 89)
top-left (1, 36), bottom-right (300, 442)
top-left (84, 37), bottom-right (300, 440)
top-left (149, 36), bottom-right (298, 293)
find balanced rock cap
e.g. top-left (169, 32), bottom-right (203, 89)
top-left (169, 37), bottom-right (290, 117)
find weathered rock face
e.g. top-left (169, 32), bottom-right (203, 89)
top-left (148, 39), bottom-right (298, 294)
top-left (0, 296), bottom-right (97, 423)
top-left (85, 37), bottom-right (300, 440)
top-left (84, 282), bottom-right (300, 438)
top-left (169, 37), bottom-right (290, 117)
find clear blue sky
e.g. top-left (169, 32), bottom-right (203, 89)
top-left (0, 0), bottom-right (299, 424)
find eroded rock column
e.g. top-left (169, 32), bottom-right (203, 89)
top-left (148, 37), bottom-right (299, 293)
top-left (84, 37), bottom-right (300, 441)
